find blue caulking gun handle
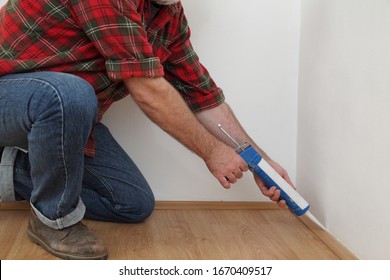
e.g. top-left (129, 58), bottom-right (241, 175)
top-left (239, 145), bottom-right (310, 216)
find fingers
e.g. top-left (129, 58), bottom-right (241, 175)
top-left (267, 187), bottom-right (280, 201)
top-left (219, 165), bottom-right (248, 189)
top-left (277, 200), bottom-right (287, 208)
top-left (267, 187), bottom-right (288, 208)
top-left (218, 168), bottom-right (245, 189)
top-left (217, 162), bottom-right (248, 189)
top-left (254, 176), bottom-right (287, 208)
top-left (219, 177), bottom-right (231, 189)
top-left (240, 163), bottom-right (249, 173)
top-left (206, 148), bottom-right (249, 189)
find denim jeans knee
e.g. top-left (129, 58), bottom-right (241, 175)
top-left (117, 190), bottom-right (155, 223)
top-left (28, 72), bottom-right (98, 127)
top-left (0, 72), bottom-right (98, 229)
top-left (81, 186), bottom-right (155, 223)
top-left (80, 123), bottom-right (156, 223)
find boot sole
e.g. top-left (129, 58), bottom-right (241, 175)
top-left (27, 228), bottom-right (108, 260)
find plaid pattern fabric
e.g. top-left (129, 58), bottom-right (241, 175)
top-left (0, 0), bottom-right (224, 156)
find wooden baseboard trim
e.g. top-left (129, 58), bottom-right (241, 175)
top-left (298, 214), bottom-right (358, 259)
top-left (0, 200), bottom-right (281, 211)
top-left (155, 201), bottom-right (281, 210)
top-left (0, 201), bottom-right (30, 210)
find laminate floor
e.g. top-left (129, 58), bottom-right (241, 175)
top-left (0, 202), bottom-right (357, 260)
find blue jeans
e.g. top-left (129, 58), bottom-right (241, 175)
top-left (0, 72), bottom-right (155, 229)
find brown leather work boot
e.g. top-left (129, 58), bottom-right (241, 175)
top-left (27, 211), bottom-right (108, 260)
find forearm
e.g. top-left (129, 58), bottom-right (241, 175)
top-left (195, 102), bottom-right (295, 203)
top-left (124, 77), bottom-right (221, 160)
top-left (195, 102), bottom-right (271, 160)
top-left (125, 77), bottom-right (250, 189)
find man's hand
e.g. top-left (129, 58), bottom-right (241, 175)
top-left (195, 102), bottom-right (297, 201)
top-left (254, 159), bottom-right (295, 208)
top-left (204, 145), bottom-right (249, 189)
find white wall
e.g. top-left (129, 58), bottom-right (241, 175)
top-left (0, 0), bottom-right (300, 200)
top-left (103, 0), bottom-right (300, 201)
top-left (298, 0), bottom-right (390, 259)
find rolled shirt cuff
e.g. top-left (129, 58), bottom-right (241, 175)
top-left (106, 57), bottom-right (165, 81)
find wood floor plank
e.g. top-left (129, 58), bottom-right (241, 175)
top-left (0, 210), bottom-right (28, 258)
top-left (262, 210), bottom-right (340, 259)
top-left (0, 204), bottom-right (357, 260)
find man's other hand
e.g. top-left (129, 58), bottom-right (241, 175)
top-left (254, 160), bottom-right (295, 208)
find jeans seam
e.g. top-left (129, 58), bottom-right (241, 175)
top-left (34, 79), bottom-right (69, 217)
top-left (84, 161), bottom-right (151, 196)
top-left (2, 77), bottom-right (70, 217)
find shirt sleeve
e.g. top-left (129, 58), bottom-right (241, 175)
top-left (162, 6), bottom-right (225, 112)
top-left (69, 0), bottom-right (164, 80)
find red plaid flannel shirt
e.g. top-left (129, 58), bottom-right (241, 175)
top-left (0, 0), bottom-right (224, 156)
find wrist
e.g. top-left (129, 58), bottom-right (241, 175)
top-left (198, 135), bottom-right (224, 161)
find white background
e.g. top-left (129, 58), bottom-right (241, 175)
top-left (1, 0), bottom-right (389, 260)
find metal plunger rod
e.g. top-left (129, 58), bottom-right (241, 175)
top-left (217, 124), bottom-right (243, 151)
